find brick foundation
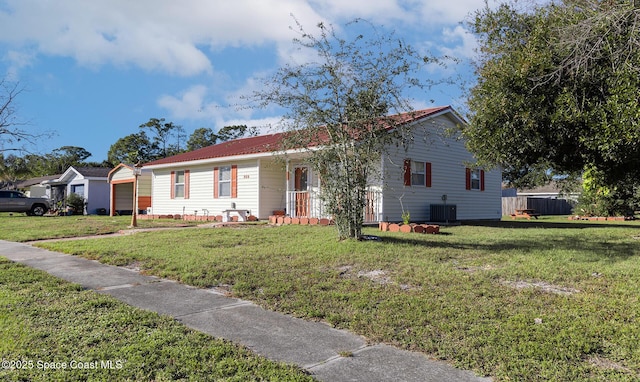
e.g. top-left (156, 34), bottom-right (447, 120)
top-left (379, 222), bottom-right (440, 234)
top-left (268, 216), bottom-right (333, 226)
top-left (138, 214), bottom-right (258, 222)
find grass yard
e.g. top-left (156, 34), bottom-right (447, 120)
top-left (0, 214), bottom-right (199, 242)
top-left (0, 257), bottom-right (314, 381)
top-left (4, 215), bottom-right (640, 381)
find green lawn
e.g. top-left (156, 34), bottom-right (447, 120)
top-left (4, 215), bottom-right (640, 381)
top-left (0, 257), bottom-right (313, 381)
top-left (0, 214), bottom-right (199, 242)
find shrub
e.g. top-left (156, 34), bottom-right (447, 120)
top-left (66, 193), bottom-right (86, 215)
top-left (573, 167), bottom-right (639, 217)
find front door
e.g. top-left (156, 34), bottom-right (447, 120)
top-left (294, 167), bottom-right (310, 216)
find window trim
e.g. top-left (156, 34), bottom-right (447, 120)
top-left (465, 168), bottom-right (485, 191)
top-left (404, 159), bottom-right (432, 187)
top-left (411, 161), bottom-right (425, 187)
top-left (174, 170), bottom-right (185, 198)
top-left (218, 166), bottom-right (232, 198)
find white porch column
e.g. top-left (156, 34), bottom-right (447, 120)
top-left (256, 159), bottom-right (261, 219)
top-left (285, 158), bottom-right (290, 216)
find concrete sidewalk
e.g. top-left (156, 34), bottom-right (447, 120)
top-left (0, 240), bottom-right (491, 382)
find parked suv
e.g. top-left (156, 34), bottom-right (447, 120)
top-left (0, 190), bottom-right (50, 216)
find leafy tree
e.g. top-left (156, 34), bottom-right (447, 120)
top-left (465, 0), bottom-right (640, 214)
top-left (11, 146), bottom-right (93, 176)
top-left (251, 19), bottom-right (442, 239)
top-left (0, 146), bottom-right (104, 185)
top-left (0, 154), bottom-right (30, 188)
top-left (107, 132), bottom-right (156, 165)
top-left (186, 125), bottom-right (259, 151)
top-left (45, 146), bottom-right (92, 174)
top-left (186, 127), bottom-right (218, 151)
top-left (216, 125), bottom-right (257, 142)
top-left (139, 118), bottom-right (185, 158)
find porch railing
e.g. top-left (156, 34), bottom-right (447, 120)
top-left (286, 190), bottom-right (382, 223)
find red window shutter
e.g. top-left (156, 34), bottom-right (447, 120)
top-left (170, 171), bottom-right (176, 199)
top-left (403, 159), bottom-right (411, 186)
top-left (231, 165), bottom-right (238, 198)
top-left (425, 162), bottom-right (432, 187)
top-left (213, 167), bottom-right (219, 198)
top-left (465, 168), bottom-right (471, 190)
top-left (480, 169), bottom-right (485, 191)
top-left (184, 170), bottom-right (190, 199)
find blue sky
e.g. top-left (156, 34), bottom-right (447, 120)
top-left (0, 0), bottom-right (497, 162)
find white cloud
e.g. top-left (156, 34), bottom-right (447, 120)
top-left (0, 0), bottom-right (496, 77)
top-left (440, 25), bottom-right (478, 60)
top-left (310, 0), bottom-right (496, 26)
top-left (157, 85), bottom-right (212, 119)
top-left (220, 116), bottom-right (283, 136)
top-left (309, 0), bottom-right (412, 23)
top-left (0, 0), bottom-right (325, 76)
top-left (158, 85), bottom-right (282, 135)
top-left (413, 0), bottom-right (501, 25)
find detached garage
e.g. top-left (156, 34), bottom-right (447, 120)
top-left (108, 164), bottom-right (152, 216)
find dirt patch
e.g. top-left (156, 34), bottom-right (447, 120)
top-left (357, 269), bottom-right (393, 285)
top-left (339, 266), bottom-right (417, 291)
top-left (502, 280), bottom-right (580, 296)
top-left (123, 261), bottom-right (144, 272)
top-left (587, 355), bottom-right (635, 375)
top-left (211, 284), bottom-right (234, 296)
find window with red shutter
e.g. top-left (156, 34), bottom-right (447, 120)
top-left (231, 165), bottom-right (238, 198)
top-left (170, 171), bottom-right (176, 199)
top-left (467, 168), bottom-right (484, 191)
top-left (403, 159), bottom-right (411, 186)
top-left (184, 170), bottom-right (190, 199)
top-left (465, 168), bottom-right (471, 190)
top-left (213, 167), bottom-right (219, 198)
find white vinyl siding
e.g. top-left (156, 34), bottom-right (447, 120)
top-left (150, 160), bottom-right (260, 217)
top-left (381, 114), bottom-right (501, 222)
top-left (110, 168), bottom-right (133, 182)
top-left (258, 159), bottom-right (287, 218)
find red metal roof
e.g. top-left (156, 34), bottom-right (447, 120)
top-left (145, 106), bottom-right (452, 167)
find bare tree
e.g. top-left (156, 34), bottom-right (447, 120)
top-left (0, 79), bottom-right (41, 153)
top-left (252, 19), bottom-right (443, 239)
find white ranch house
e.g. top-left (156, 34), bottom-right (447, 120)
top-left (123, 106), bottom-right (501, 223)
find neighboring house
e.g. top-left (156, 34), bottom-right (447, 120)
top-left (14, 175), bottom-right (63, 198)
top-left (43, 166), bottom-right (112, 215)
top-left (107, 164), bottom-right (152, 216)
top-left (517, 181), bottom-right (581, 201)
top-left (140, 106), bottom-right (502, 222)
